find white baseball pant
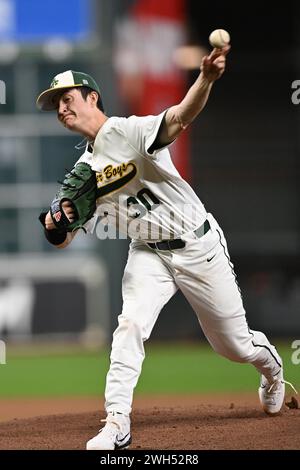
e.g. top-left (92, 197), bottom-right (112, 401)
top-left (105, 213), bottom-right (282, 415)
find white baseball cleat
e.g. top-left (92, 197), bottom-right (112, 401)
top-left (86, 412), bottom-right (131, 450)
top-left (258, 369), bottom-right (297, 415)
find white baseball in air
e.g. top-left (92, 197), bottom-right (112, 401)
top-left (209, 29), bottom-right (230, 48)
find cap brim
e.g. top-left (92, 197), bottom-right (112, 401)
top-left (36, 84), bottom-right (84, 111)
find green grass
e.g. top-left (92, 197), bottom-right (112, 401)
top-left (0, 351), bottom-right (108, 397)
top-left (138, 342), bottom-right (300, 393)
top-left (0, 342), bottom-right (298, 398)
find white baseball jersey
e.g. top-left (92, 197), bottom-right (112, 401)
top-left (77, 111), bottom-right (207, 242)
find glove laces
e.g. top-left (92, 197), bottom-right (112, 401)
top-left (57, 168), bottom-right (86, 187)
top-left (74, 137), bottom-right (88, 150)
top-left (74, 138), bottom-right (94, 152)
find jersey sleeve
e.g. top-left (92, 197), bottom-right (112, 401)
top-left (125, 111), bottom-right (168, 159)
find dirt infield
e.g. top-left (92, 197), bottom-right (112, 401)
top-left (0, 394), bottom-right (299, 450)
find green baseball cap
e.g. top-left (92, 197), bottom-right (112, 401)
top-left (36, 70), bottom-right (101, 111)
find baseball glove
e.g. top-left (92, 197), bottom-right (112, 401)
top-left (50, 162), bottom-right (97, 232)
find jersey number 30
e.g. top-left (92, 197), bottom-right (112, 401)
top-left (127, 188), bottom-right (160, 218)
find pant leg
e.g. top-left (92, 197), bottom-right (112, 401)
top-left (172, 214), bottom-right (282, 382)
top-left (105, 243), bottom-right (177, 415)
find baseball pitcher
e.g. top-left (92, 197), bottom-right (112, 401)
top-left (37, 46), bottom-right (292, 450)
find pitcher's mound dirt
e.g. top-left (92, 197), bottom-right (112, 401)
top-left (0, 394), bottom-right (299, 450)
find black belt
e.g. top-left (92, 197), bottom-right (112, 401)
top-left (147, 219), bottom-right (210, 251)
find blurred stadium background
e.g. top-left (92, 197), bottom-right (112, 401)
top-left (0, 0), bottom-right (299, 401)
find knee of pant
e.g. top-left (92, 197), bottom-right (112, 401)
top-left (113, 316), bottom-right (146, 343)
